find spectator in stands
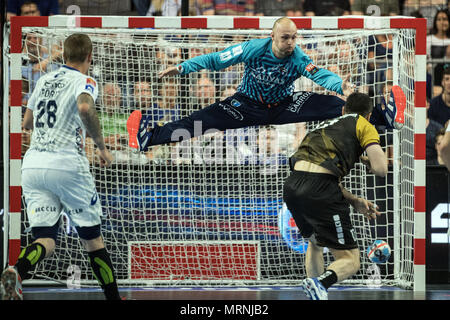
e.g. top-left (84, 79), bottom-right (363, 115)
top-left (216, 65), bottom-right (241, 94)
top-left (367, 33), bottom-right (394, 96)
top-left (428, 128), bottom-right (447, 165)
top-left (438, 120), bottom-right (450, 170)
top-left (327, 40), bottom-right (367, 93)
top-left (99, 82), bottom-right (129, 151)
top-left (428, 66), bottom-right (450, 127)
top-left (133, 0), bottom-right (150, 16)
top-left (351, 0), bottom-right (399, 16)
top-left (220, 85), bottom-right (237, 100)
top-left (154, 79), bottom-right (181, 125)
top-left (200, 0), bottom-right (256, 16)
top-left (131, 80), bottom-right (169, 163)
top-left (134, 80), bottom-right (154, 111)
top-left (403, 0), bottom-right (446, 30)
top-left (256, 126), bottom-right (285, 165)
top-left (85, 82), bottom-right (125, 165)
top-left (427, 9), bottom-right (450, 87)
top-left (22, 33), bottom-right (60, 93)
top-left (427, 9), bottom-right (450, 58)
top-left (7, 0), bottom-right (59, 21)
top-left (303, 0), bottom-right (351, 16)
top-left (255, 0), bottom-right (303, 16)
top-left (194, 74), bottom-right (217, 107)
top-left (20, 1), bottom-right (41, 16)
top-left (155, 45), bottom-right (183, 75)
top-left (145, 0), bottom-right (181, 16)
top-left (237, 126), bottom-right (288, 175)
top-left (426, 103), bottom-right (444, 163)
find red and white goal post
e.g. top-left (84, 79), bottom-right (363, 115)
top-left (3, 15), bottom-right (426, 290)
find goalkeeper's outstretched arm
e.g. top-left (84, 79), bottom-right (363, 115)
top-left (158, 41), bottom-right (250, 79)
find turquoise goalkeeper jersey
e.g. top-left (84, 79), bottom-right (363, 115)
top-left (177, 37), bottom-right (343, 104)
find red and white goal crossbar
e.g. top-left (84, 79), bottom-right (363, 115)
top-left (6, 15), bottom-right (427, 290)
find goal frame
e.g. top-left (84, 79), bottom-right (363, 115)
top-left (3, 15), bottom-right (427, 291)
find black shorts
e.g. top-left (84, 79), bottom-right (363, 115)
top-left (283, 170), bottom-right (358, 250)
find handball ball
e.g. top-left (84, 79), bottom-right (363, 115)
top-left (367, 240), bottom-right (391, 264)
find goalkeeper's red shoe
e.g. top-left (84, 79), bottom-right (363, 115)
top-left (127, 110), bottom-right (152, 151)
top-left (127, 110), bottom-right (142, 149)
top-left (1, 266), bottom-right (23, 300)
top-left (388, 85), bottom-right (406, 130)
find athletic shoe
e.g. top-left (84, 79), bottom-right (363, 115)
top-left (387, 85), bottom-right (407, 130)
top-left (302, 277), bottom-right (328, 300)
top-left (1, 267), bottom-right (23, 300)
top-left (126, 110), bottom-right (153, 152)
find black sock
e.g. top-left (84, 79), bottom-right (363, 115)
top-left (317, 269), bottom-right (338, 289)
top-left (88, 248), bottom-right (121, 300)
top-left (15, 242), bottom-right (47, 280)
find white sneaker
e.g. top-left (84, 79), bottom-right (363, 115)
top-left (302, 277), bottom-right (328, 300)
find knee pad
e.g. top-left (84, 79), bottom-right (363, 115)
top-left (76, 224), bottom-right (101, 240)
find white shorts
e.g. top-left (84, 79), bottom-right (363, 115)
top-left (21, 168), bottom-right (103, 228)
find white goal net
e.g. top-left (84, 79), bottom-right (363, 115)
top-left (4, 16), bottom-right (423, 289)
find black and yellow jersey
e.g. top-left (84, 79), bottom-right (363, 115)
top-left (291, 113), bottom-right (380, 178)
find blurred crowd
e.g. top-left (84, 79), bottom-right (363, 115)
top-left (7, 0), bottom-right (450, 167)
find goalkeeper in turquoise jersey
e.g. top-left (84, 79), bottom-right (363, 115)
top-left (127, 17), bottom-right (406, 151)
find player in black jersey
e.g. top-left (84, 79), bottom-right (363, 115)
top-left (283, 92), bottom-right (388, 300)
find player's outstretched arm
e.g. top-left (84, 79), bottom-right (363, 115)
top-left (158, 66), bottom-right (181, 79)
top-left (77, 93), bottom-right (113, 167)
top-left (364, 144), bottom-right (388, 177)
top-left (159, 42), bottom-right (249, 80)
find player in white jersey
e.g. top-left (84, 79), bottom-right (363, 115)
top-left (1, 34), bottom-right (121, 300)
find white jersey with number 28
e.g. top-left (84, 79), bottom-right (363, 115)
top-left (22, 65), bottom-right (99, 172)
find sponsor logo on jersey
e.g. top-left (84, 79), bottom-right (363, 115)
top-left (248, 66), bottom-right (287, 85)
top-left (231, 99), bottom-right (241, 108)
top-left (86, 78), bottom-right (96, 86)
top-left (90, 191), bottom-right (98, 206)
top-left (75, 127), bottom-right (84, 154)
top-left (85, 77), bottom-right (96, 94)
top-left (219, 45), bottom-right (243, 62)
top-left (305, 63), bottom-right (319, 75)
top-left (67, 208), bottom-right (83, 214)
top-left (43, 80), bottom-right (66, 89)
top-left (219, 102), bottom-right (244, 121)
top-left (33, 206), bottom-right (58, 214)
top-left (287, 91), bottom-right (313, 114)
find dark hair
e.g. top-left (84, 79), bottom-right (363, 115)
top-left (63, 33), bottom-right (92, 64)
top-left (21, 1), bottom-right (38, 7)
top-left (435, 128), bottom-right (446, 143)
top-left (443, 64), bottom-right (450, 77)
top-left (344, 92), bottom-right (373, 117)
top-left (431, 9), bottom-right (450, 37)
